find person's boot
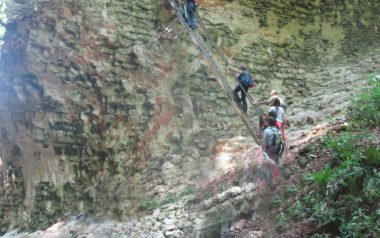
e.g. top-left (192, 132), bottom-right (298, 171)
top-left (235, 104), bottom-right (246, 115)
top-left (242, 105), bottom-right (248, 114)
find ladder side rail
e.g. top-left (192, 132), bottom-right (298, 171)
top-left (196, 13), bottom-right (264, 118)
top-left (195, 36), bottom-right (261, 143)
top-left (170, 0), bottom-right (264, 120)
top-left (190, 28), bottom-right (261, 144)
top-left (195, 13), bottom-right (265, 119)
top-left (169, 0), bottom-right (230, 93)
top-left (169, 0), bottom-right (261, 144)
top-left (147, 17), bottom-right (179, 48)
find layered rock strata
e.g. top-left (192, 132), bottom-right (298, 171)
top-left (0, 0), bottom-right (379, 235)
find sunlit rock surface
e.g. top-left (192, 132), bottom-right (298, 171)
top-left (0, 0), bottom-right (379, 236)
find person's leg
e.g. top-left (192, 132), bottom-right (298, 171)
top-left (276, 121), bottom-right (286, 141)
top-left (281, 126), bottom-right (286, 141)
top-left (189, 12), bottom-right (195, 29)
top-left (275, 121), bottom-right (282, 130)
top-left (233, 86), bottom-right (241, 104)
top-left (187, 3), bottom-right (196, 29)
top-left (190, 3), bottom-right (195, 29)
top-left (241, 86), bottom-right (249, 113)
top-left (259, 117), bottom-right (266, 139)
top-left (267, 151), bottom-right (279, 164)
top-left (275, 155), bottom-right (280, 164)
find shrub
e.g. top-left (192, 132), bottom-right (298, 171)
top-left (364, 147), bottom-right (380, 167)
top-left (277, 74), bottom-right (380, 237)
top-left (339, 209), bottom-right (377, 238)
top-left (363, 171), bottom-right (380, 201)
top-left (323, 132), bottom-right (363, 160)
top-left (312, 166), bottom-right (334, 193)
top-left (348, 74), bottom-right (380, 128)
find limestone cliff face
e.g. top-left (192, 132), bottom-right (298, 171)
top-left (0, 0), bottom-right (379, 234)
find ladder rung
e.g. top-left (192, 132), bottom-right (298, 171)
top-left (168, 0), bottom-right (263, 145)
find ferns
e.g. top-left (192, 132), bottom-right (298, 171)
top-left (349, 74), bottom-right (380, 128)
top-left (280, 74), bottom-right (380, 237)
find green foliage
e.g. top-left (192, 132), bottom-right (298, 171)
top-left (284, 184), bottom-right (299, 197)
top-left (180, 185), bottom-right (196, 197)
top-left (305, 138), bottom-right (377, 236)
top-left (278, 74), bottom-right (380, 237)
top-left (328, 156), bottom-right (365, 196)
top-left (339, 209), bottom-right (379, 238)
top-left (160, 193), bottom-right (177, 206)
top-left (323, 132), bottom-right (360, 160)
top-left (364, 147), bottom-right (380, 166)
top-left (362, 171), bottom-right (380, 201)
top-left (139, 197), bottom-right (159, 211)
top-left (277, 212), bottom-right (287, 229)
top-left (270, 197), bottom-right (282, 208)
top-left (312, 166), bottom-right (334, 193)
top-left (348, 74), bottom-right (380, 128)
top-left (288, 200), bottom-right (304, 219)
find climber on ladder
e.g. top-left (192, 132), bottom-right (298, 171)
top-left (228, 65), bottom-right (256, 114)
top-left (169, 0), bottom-right (264, 144)
top-left (182, 0), bottom-right (198, 29)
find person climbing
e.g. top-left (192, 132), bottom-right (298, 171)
top-left (262, 116), bottom-right (284, 164)
top-left (228, 65), bottom-right (256, 113)
top-left (268, 98), bottom-right (287, 141)
top-left (183, 0), bottom-right (197, 29)
top-left (261, 110), bottom-right (277, 131)
top-left (263, 90), bottom-right (287, 111)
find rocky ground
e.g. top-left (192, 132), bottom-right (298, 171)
top-left (0, 121), bottom-right (339, 238)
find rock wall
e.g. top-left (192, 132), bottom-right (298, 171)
top-left (0, 0), bottom-right (379, 235)
top-left (201, 0), bottom-right (380, 106)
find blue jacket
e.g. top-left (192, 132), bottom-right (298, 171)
top-left (187, 0), bottom-right (196, 12)
top-left (237, 70), bottom-right (253, 87)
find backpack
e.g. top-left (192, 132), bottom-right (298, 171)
top-left (270, 127), bottom-right (284, 154)
top-left (241, 71), bottom-right (255, 88)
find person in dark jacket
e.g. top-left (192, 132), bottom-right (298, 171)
top-left (184, 0), bottom-right (197, 29)
top-left (228, 65), bottom-right (255, 113)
